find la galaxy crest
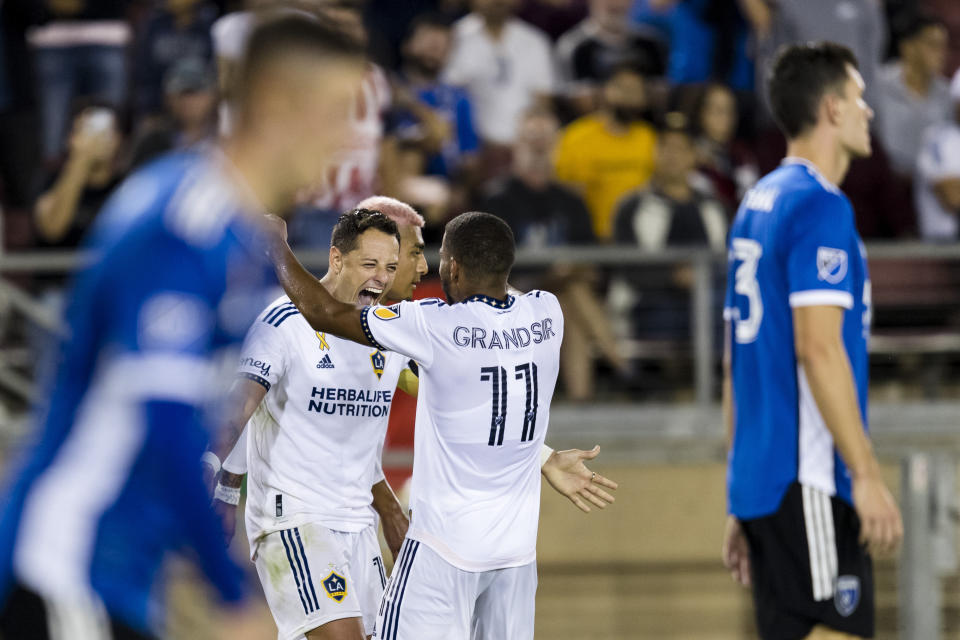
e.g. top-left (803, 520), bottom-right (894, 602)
top-left (322, 571), bottom-right (348, 602)
top-left (370, 350), bottom-right (385, 380)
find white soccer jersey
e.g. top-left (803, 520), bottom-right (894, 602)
top-left (361, 291), bottom-right (563, 571)
top-left (237, 296), bottom-right (408, 551)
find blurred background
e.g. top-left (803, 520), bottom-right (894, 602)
top-left (0, 0), bottom-right (959, 638)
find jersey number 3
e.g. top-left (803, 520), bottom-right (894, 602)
top-left (731, 238), bottom-right (764, 344)
top-left (480, 363), bottom-right (539, 446)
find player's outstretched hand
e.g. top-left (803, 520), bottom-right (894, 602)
top-left (721, 515), bottom-right (751, 587)
top-left (852, 473), bottom-right (903, 557)
top-left (542, 445), bottom-right (617, 513)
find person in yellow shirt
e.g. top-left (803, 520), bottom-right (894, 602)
top-left (554, 63), bottom-right (657, 240)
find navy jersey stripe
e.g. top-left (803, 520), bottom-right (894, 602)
top-left (264, 303), bottom-right (295, 324)
top-left (293, 527), bottom-right (320, 610)
top-left (280, 529), bottom-right (311, 614)
top-left (272, 309), bottom-right (300, 327)
top-left (388, 540), bottom-right (419, 640)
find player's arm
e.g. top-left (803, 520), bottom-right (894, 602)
top-left (540, 444), bottom-right (617, 513)
top-left (720, 320), bottom-right (751, 586)
top-left (371, 479), bottom-right (408, 562)
top-left (263, 215), bottom-right (373, 345)
top-left (794, 305), bottom-right (902, 555)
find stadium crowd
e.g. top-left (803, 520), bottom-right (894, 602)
top-left (1, 0), bottom-right (960, 400)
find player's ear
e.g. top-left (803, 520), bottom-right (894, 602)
top-left (329, 246), bottom-right (343, 275)
top-left (823, 93), bottom-right (842, 127)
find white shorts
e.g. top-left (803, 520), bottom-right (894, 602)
top-left (254, 522), bottom-right (387, 640)
top-left (374, 539), bottom-right (536, 640)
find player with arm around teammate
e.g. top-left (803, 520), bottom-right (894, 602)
top-left (260, 210), bottom-right (616, 639)
top-left (721, 42), bottom-right (902, 640)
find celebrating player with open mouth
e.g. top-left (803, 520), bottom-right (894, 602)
top-left (252, 209), bottom-right (617, 640)
top-left (206, 200), bottom-right (615, 640)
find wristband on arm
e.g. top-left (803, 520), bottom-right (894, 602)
top-left (214, 483), bottom-right (241, 506)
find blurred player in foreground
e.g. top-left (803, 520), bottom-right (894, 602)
top-left (259, 210), bottom-right (616, 639)
top-left (722, 42), bottom-right (902, 640)
top-left (210, 200), bottom-right (615, 640)
top-left (0, 14), bottom-right (365, 640)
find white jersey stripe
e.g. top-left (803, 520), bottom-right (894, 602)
top-left (802, 485), bottom-right (824, 601)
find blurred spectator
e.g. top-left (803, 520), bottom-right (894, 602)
top-left (554, 62), bottom-right (657, 241)
top-left (743, 0), bottom-right (886, 121)
top-left (517, 0), bottom-right (587, 41)
top-left (33, 105), bottom-right (123, 247)
top-left (28, 0), bottom-right (130, 164)
top-left (132, 0), bottom-right (218, 117)
top-left (127, 58), bottom-right (218, 170)
top-left (611, 113), bottom-right (726, 350)
top-left (483, 108), bottom-right (629, 401)
top-left (393, 14), bottom-right (480, 184)
top-left (920, 0), bottom-right (960, 75)
top-left (688, 82), bottom-right (757, 212)
top-left (443, 0), bottom-right (556, 147)
top-left (555, 0), bottom-right (666, 115)
top-left (915, 69), bottom-right (960, 241)
top-left (0, 1), bottom-right (46, 214)
top-left (613, 112), bottom-right (726, 250)
top-left (876, 12), bottom-right (951, 178)
top-left (632, 0), bottom-right (753, 90)
top-left (484, 108), bottom-right (593, 246)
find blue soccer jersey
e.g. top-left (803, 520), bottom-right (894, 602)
top-left (0, 150), bottom-right (275, 632)
top-left (725, 158), bottom-right (871, 520)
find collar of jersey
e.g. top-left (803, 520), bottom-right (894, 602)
top-left (780, 157), bottom-right (841, 194)
top-left (463, 294), bottom-right (515, 309)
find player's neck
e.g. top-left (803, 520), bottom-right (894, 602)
top-left (458, 283), bottom-right (508, 303)
top-left (785, 135), bottom-right (850, 187)
top-left (221, 137), bottom-right (290, 215)
top-left (318, 273), bottom-right (347, 303)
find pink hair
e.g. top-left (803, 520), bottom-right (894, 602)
top-left (355, 195), bottom-right (425, 228)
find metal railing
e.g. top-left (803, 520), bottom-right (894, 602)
top-left (3, 242), bottom-right (960, 405)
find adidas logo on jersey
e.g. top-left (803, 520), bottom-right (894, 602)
top-left (317, 354), bottom-right (335, 369)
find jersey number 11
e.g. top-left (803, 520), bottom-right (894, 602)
top-left (480, 363), bottom-right (539, 446)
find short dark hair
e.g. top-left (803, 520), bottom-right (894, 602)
top-left (443, 211), bottom-right (515, 280)
top-left (894, 11), bottom-right (945, 48)
top-left (406, 11), bottom-right (452, 40)
top-left (331, 208), bottom-right (401, 254)
top-left (768, 42), bottom-right (859, 139)
top-left (237, 13), bottom-right (364, 108)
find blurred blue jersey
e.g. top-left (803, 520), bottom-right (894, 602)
top-left (724, 159), bottom-right (871, 520)
top-left (0, 150), bottom-right (275, 633)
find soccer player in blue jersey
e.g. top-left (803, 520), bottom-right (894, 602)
top-left (0, 14), bottom-right (365, 640)
top-left (721, 43), bottom-right (903, 640)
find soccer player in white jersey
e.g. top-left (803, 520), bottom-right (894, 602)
top-left (212, 208), bottom-right (410, 640)
top-left (260, 210), bottom-right (616, 639)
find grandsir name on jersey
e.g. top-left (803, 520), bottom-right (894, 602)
top-left (724, 158), bottom-right (871, 521)
top-left (360, 291), bottom-right (564, 572)
top-left (237, 296), bottom-right (409, 551)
